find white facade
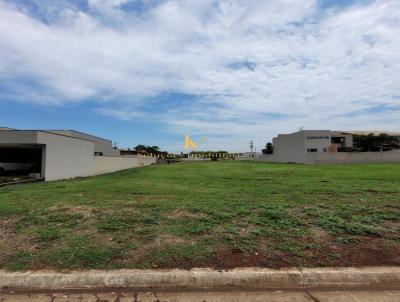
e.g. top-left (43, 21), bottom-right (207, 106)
top-left (261, 130), bottom-right (400, 164)
top-left (47, 130), bottom-right (120, 156)
top-left (0, 129), bottom-right (156, 181)
top-left (273, 130), bottom-right (353, 154)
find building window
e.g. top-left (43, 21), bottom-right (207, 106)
top-left (307, 148), bottom-right (318, 152)
top-left (307, 136), bottom-right (329, 140)
top-left (323, 148), bottom-right (327, 152)
top-left (94, 152), bottom-right (103, 156)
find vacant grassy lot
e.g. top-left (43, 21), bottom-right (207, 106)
top-left (0, 161), bottom-right (399, 270)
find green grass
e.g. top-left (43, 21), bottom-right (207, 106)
top-left (0, 161), bottom-right (399, 270)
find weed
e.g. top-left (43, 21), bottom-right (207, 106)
top-left (35, 227), bottom-right (61, 241)
top-left (48, 236), bottom-right (120, 269)
top-left (97, 215), bottom-right (131, 232)
top-left (149, 243), bottom-right (212, 266)
top-left (6, 250), bottom-right (33, 271)
top-left (317, 214), bottom-right (382, 235)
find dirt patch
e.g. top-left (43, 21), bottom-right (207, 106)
top-left (279, 236), bottom-right (400, 268)
top-left (205, 248), bottom-right (265, 269)
top-left (153, 234), bottom-right (188, 246)
top-left (334, 238), bottom-right (400, 266)
top-left (66, 206), bottom-right (94, 219)
top-left (382, 221), bottom-right (400, 230)
top-left (146, 235), bottom-right (400, 270)
top-left (165, 209), bottom-right (205, 219)
top-left (141, 247), bottom-right (266, 270)
top-left (49, 205), bottom-right (95, 219)
top-left (117, 234), bottom-right (195, 267)
top-left (47, 205), bottom-right (99, 237)
top-left (0, 217), bottom-right (34, 264)
top-left (68, 207), bottom-right (99, 237)
top-left (238, 225), bottom-right (257, 237)
top-left (310, 226), bottom-right (329, 239)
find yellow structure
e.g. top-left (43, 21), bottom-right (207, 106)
top-left (184, 135), bottom-right (198, 150)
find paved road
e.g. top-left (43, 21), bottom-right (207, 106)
top-left (2, 289), bottom-right (400, 301)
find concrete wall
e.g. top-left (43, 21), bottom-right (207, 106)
top-left (93, 156), bottom-right (156, 175)
top-left (48, 130), bottom-right (120, 156)
top-left (312, 150), bottom-right (400, 164)
top-left (37, 131), bottom-right (95, 181)
top-left (0, 130), bottom-right (38, 144)
top-left (257, 150), bottom-right (400, 164)
top-left (273, 132), bottom-right (305, 154)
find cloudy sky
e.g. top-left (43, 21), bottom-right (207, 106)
top-left (0, 0), bottom-right (399, 152)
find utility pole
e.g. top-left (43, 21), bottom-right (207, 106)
top-left (249, 139), bottom-right (254, 159)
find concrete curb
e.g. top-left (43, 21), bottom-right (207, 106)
top-left (1, 267), bottom-right (400, 290)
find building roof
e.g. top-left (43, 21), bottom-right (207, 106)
top-left (277, 130), bottom-right (400, 137)
top-left (0, 127), bottom-right (112, 142)
top-left (45, 130), bottom-right (112, 143)
top-left (341, 131), bottom-right (400, 136)
top-left (0, 128), bottom-right (109, 144)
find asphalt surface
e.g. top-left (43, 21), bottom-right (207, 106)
top-left (2, 289), bottom-right (400, 301)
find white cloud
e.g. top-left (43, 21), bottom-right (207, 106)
top-left (95, 108), bottom-right (147, 120)
top-left (88, 0), bottom-right (131, 8)
top-left (0, 0), bottom-right (399, 151)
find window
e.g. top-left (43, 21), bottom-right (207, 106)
top-left (307, 148), bottom-right (318, 152)
top-left (94, 152), bottom-right (103, 156)
top-left (307, 136), bottom-right (329, 140)
top-left (323, 148), bottom-right (327, 152)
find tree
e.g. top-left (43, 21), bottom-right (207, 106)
top-left (133, 144), bottom-right (148, 152)
top-left (133, 145), bottom-right (167, 155)
top-left (147, 146), bottom-right (160, 154)
top-left (262, 142), bottom-right (273, 154)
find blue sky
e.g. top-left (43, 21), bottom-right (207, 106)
top-left (0, 0), bottom-right (399, 152)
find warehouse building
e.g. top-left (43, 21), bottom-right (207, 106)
top-left (0, 128), bottom-right (155, 181)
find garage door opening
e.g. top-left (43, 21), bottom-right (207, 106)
top-left (0, 145), bottom-right (43, 183)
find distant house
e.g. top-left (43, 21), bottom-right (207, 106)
top-left (273, 130), bottom-right (354, 154)
top-left (234, 152), bottom-right (262, 160)
top-left (259, 130), bottom-right (400, 164)
top-left (0, 128), bottom-right (155, 181)
top-left (120, 149), bottom-right (150, 156)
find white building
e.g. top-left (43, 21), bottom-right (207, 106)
top-left (234, 152), bottom-right (262, 160)
top-left (273, 130), bottom-right (354, 154)
top-left (0, 128), bottom-right (155, 181)
top-left (259, 130), bottom-right (400, 164)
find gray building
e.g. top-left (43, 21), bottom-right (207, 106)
top-left (258, 130), bottom-right (400, 164)
top-left (273, 130), bottom-right (354, 154)
top-left (46, 130), bottom-right (120, 156)
top-left (0, 128), bottom-right (155, 181)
